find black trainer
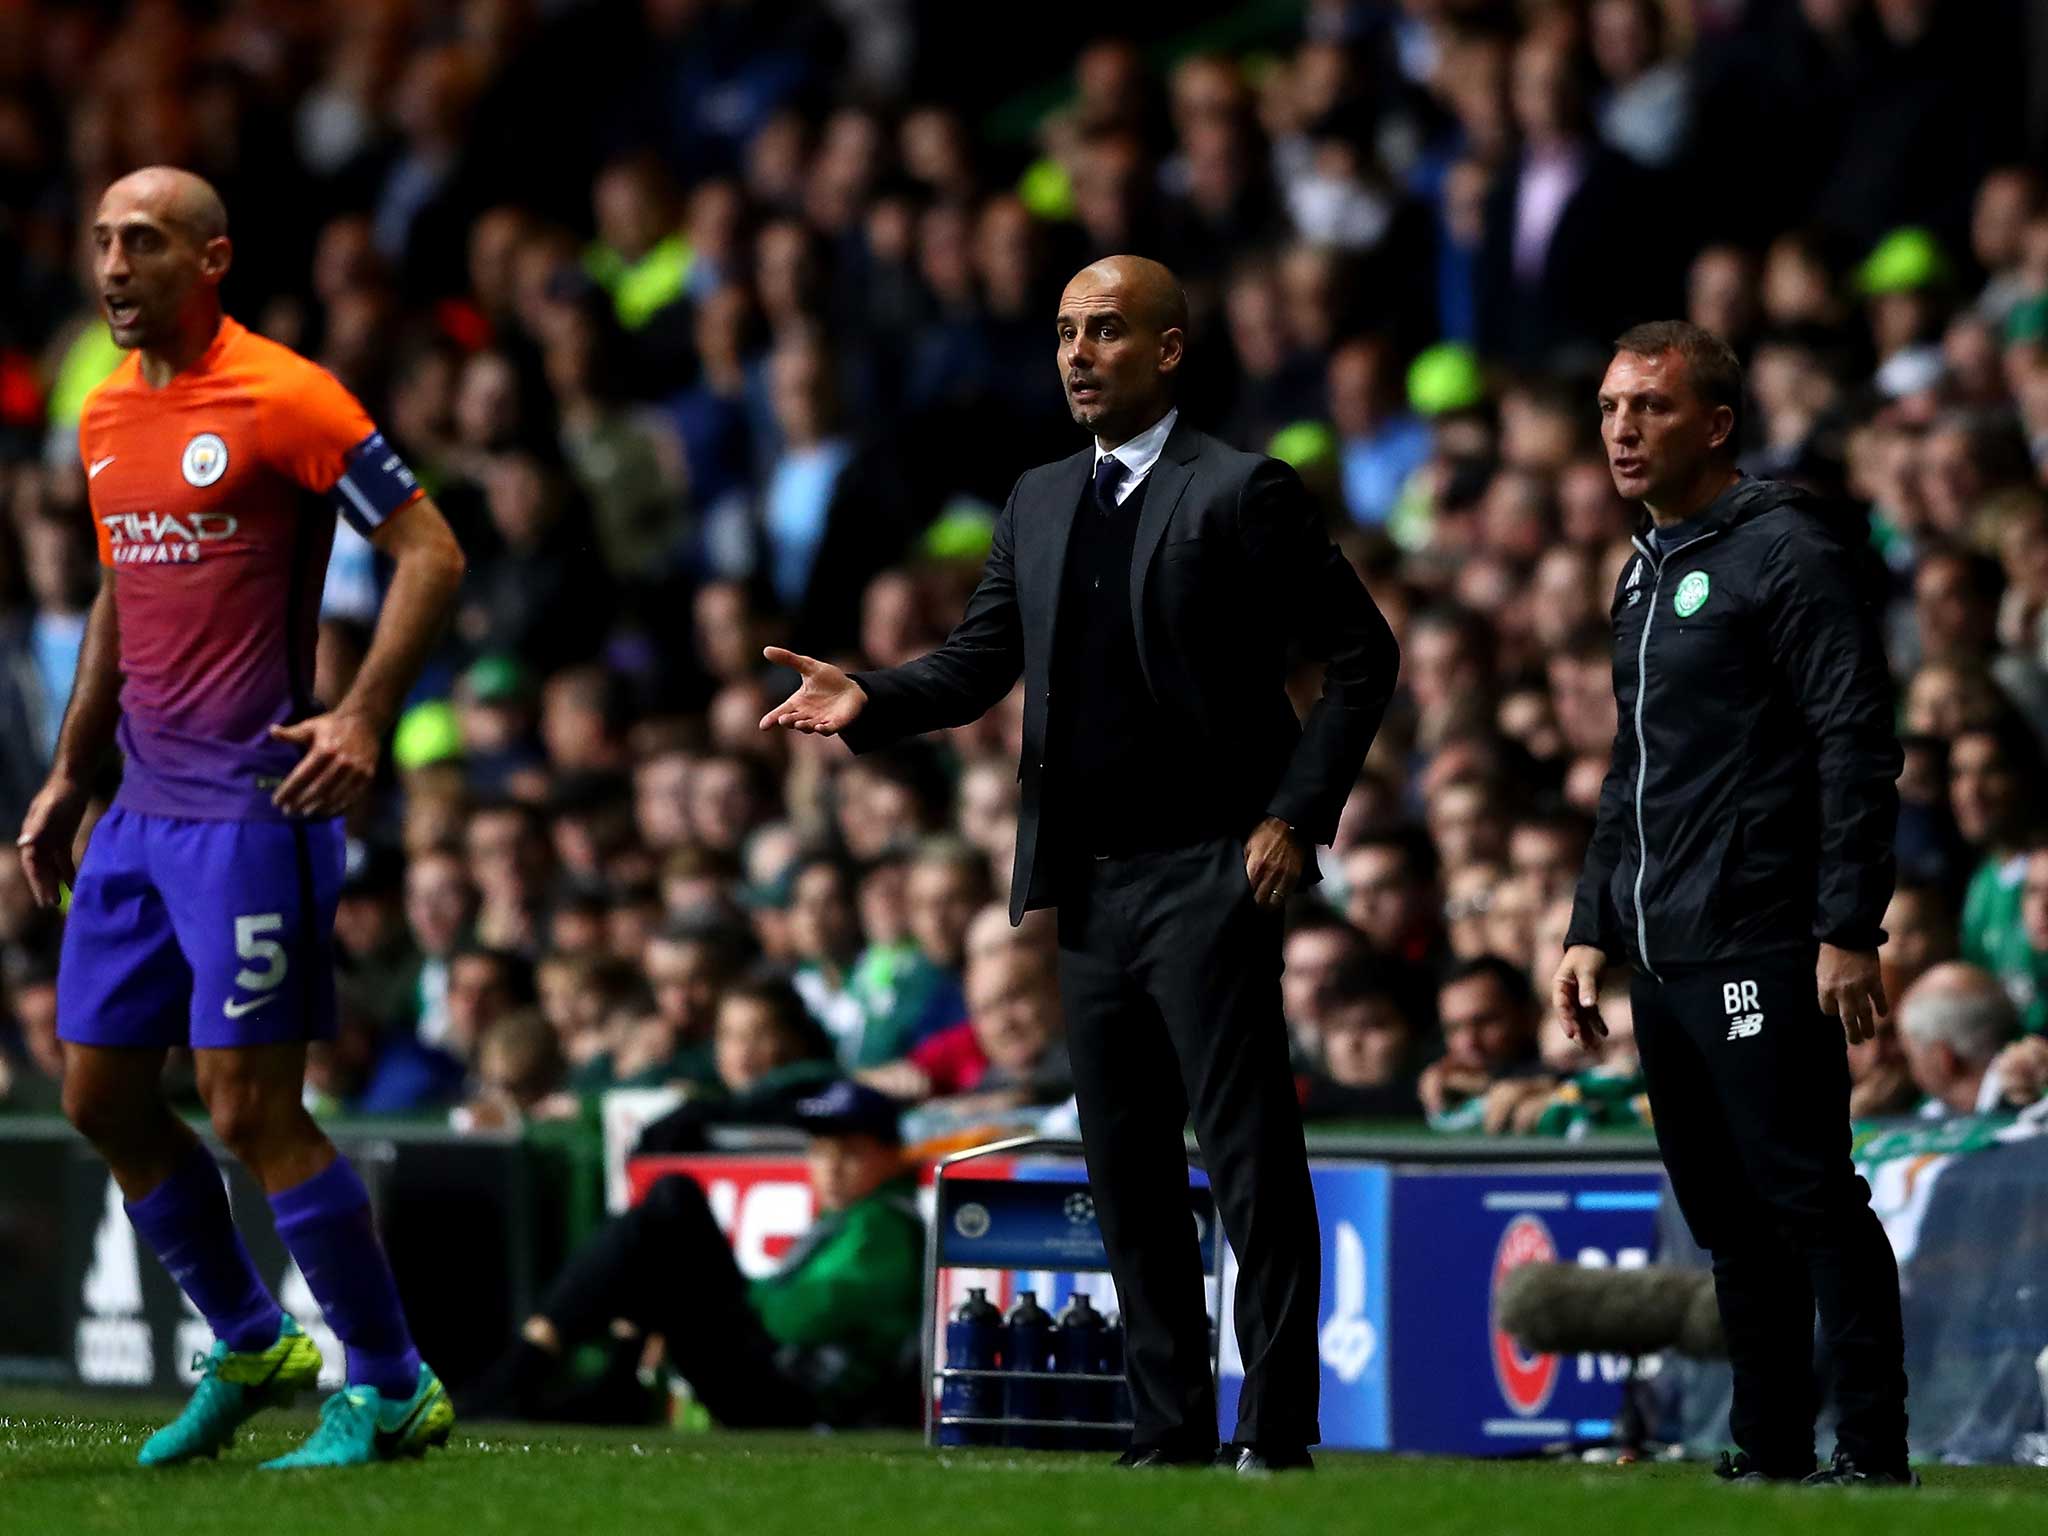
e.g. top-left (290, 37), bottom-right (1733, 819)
top-left (1802, 1449), bottom-right (1919, 1488)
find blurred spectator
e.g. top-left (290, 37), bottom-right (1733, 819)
top-left (465, 798), bottom-right (553, 954)
top-left (1589, 0), bottom-right (1690, 170)
top-left (1328, 336), bottom-right (1430, 528)
top-left (1899, 961), bottom-right (2024, 1116)
top-left (444, 944), bottom-right (536, 1065)
top-left (0, 953), bottom-right (62, 1113)
top-left (845, 837), bottom-right (977, 1067)
top-left (1476, 32), bottom-right (1648, 367)
top-left (2007, 843), bottom-right (2048, 1035)
top-left (1297, 953), bottom-right (1423, 1122)
top-left (334, 842), bottom-right (417, 1032)
top-left (1847, 1010), bottom-right (1921, 1121)
top-left (761, 332), bottom-right (853, 612)
top-left (459, 455), bottom-right (613, 671)
top-left (594, 910), bottom-right (753, 1091)
top-left (0, 495), bottom-right (96, 829)
top-left (455, 1009), bottom-right (573, 1132)
top-left (861, 942), bottom-right (1070, 1111)
top-left (1281, 908), bottom-right (1367, 1066)
top-left (1419, 955), bottom-right (1545, 1133)
top-left (404, 846), bottom-right (478, 1048)
top-left (1878, 882), bottom-right (1959, 1014)
top-left (635, 973), bottom-right (841, 1152)
top-left (1508, 813), bottom-right (1590, 908)
top-left (1951, 721), bottom-right (2047, 1023)
top-left (779, 853), bottom-right (867, 1060)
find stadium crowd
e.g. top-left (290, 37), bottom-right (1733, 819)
top-left (2, 0), bottom-right (2046, 1146)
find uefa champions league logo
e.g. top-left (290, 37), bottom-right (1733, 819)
top-left (1063, 1192), bottom-right (1095, 1226)
top-left (953, 1202), bottom-right (991, 1240)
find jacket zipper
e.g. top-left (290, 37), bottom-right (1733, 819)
top-left (1628, 529), bottom-right (1720, 983)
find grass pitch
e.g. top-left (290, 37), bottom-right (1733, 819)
top-left (3, 1389), bottom-right (2044, 1536)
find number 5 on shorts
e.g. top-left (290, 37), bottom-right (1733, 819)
top-left (234, 913), bottom-right (289, 993)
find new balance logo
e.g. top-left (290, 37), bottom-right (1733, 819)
top-left (1625, 560), bottom-right (1643, 589)
top-left (1723, 979), bottom-right (1763, 1040)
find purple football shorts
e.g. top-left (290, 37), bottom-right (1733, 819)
top-left (56, 805), bottom-right (345, 1051)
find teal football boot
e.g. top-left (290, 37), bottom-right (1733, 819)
top-left (262, 1364), bottom-right (455, 1469)
top-left (137, 1316), bottom-right (324, 1466)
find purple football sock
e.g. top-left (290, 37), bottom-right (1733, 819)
top-left (269, 1156), bottom-right (421, 1400)
top-left (125, 1145), bottom-right (285, 1355)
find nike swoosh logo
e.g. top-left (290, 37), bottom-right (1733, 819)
top-left (89, 456), bottom-right (116, 479)
top-left (222, 994), bottom-right (278, 1019)
top-left (372, 1388), bottom-right (437, 1457)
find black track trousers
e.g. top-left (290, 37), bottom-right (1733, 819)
top-left (1632, 949), bottom-right (1908, 1472)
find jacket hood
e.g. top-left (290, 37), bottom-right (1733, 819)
top-left (1696, 474), bottom-right (1864, 549)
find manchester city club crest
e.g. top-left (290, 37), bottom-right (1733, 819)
top-left (181, 433), bottom-right (228, 487)
top-left (1673, 569), bottom-right (1710, 618)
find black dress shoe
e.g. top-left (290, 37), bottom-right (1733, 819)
top-left (1712, 1450), bottom-right (1810, 1484)
top-left (1802, 1449), bottom-right (1918, 1488)
top-left (1226, 1443), bottom-right (1314, 1474)
top-left (1114, 1445), bottom-right (1216, 1469)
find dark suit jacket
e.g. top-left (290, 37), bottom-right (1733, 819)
top-left (841, 418), bottom-right (1400, 922)
top-left (1475, 146), bottom-right (1659, 368)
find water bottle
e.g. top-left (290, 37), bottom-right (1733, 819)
top-left (1054, 1292), bottom-right (1112, 1450)
top-left (939, 1287), bottom-right (1003, 1445)
top-left (1002, 1290), bottom-right (1056, 1448)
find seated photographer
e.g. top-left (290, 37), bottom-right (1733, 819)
top-left (464, 1081), bottom-right (922, 1427)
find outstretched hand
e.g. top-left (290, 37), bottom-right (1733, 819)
top-left (758, 646), bottom-right (867, 736)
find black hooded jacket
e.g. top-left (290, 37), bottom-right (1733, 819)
top-left (1566, 476), bottom-right (1902, 975)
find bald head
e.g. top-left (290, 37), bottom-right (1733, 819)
top-left (102, 166), bottom-right (229, 244)
top-left (1899, 963), bottom-right (2015, 1063)
top-left (1072, 255), bottom-right (1189, 335)
top-left (1055, 254), bottom-right (1189, 445)
top-left (1899, 961), bottom-right (2016, 1112)
top-left (92, 166), bottom-right (232, 366)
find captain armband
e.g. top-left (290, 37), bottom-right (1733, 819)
top-left (329, 432), bottom-right (422, 536)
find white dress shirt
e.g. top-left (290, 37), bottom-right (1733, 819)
top-left (1093, 407), bottom-right (1180, 506)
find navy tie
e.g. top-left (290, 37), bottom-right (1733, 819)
top-left (1093, 454), bottom-right (1126, 512)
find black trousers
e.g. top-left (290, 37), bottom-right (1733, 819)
top-left (1054, 835), bottom-right (1321, 1451)
top-left (540, 1173), bottom-right (815, 1428)
top-left (1632, 949), bottom-right (1908, 1472)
